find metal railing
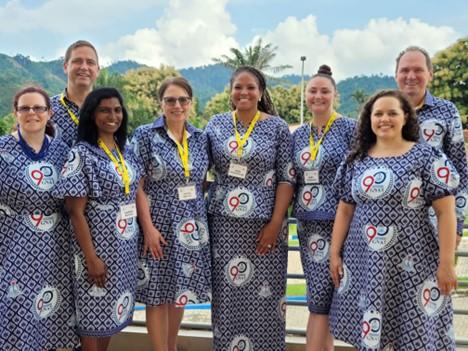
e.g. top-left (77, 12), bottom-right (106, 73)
top-left (131, 223), bottom-right (468, 347)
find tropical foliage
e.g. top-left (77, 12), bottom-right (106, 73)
top-left (212, 38), bottom-right (292, 74)
top-left (431, 37), bottom-right (468, 126)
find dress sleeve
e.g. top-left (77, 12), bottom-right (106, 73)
top-left (422, 146), bottom-right (459, 203)
top-left (443, 104), bottom-right (468, 234)
top-left (53, 145), bottom-right (102, 198)
top-left (276, 120), bottom-right (295, 185)
top-left (333, 160), bottom-right (355, 204)
top-left (130, 126), bottom-right (151, 178)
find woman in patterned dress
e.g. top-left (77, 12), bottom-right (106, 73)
top-left (132, 77), bottom-right (211, 351)
top-left (330, 90), bottom-right (458, 350)
top-left (0, 86), bottom-right (78, 350)
top-left (292, 65), bottom-right (356, 351)
top-left (54, 88), bottom-right (143, 351)
top-left (205, 66), bottom-right (294, 351)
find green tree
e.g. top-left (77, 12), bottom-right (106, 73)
top-left (430, 37), bottom-right (468, 127)
top-left (0, 113), bottom-right (16, 136)
top-left (203, 89), bottom-right (230, 121)
top-left (213, 38), bottom-right (292, 74)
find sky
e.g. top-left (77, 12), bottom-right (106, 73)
top-left (0, 0), bottom-right (466, 80)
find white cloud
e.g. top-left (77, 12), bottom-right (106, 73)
top-left (0, 0), bottom-right (159, 34)
top-left (260, 16), bottom-right (459, 80)
top-left (102, 0), bottom-right (239, 68)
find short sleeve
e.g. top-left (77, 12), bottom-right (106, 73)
top-left (130, 126), bottom-right (151, 177)
top-left (333, 160), bottom-right (355, 204)
top-left (53, 145), bottom-right (101, 198)
top-left (276, 120), bottom-right (295, 184)
top-left (422, 146), bottom-right (459, 203)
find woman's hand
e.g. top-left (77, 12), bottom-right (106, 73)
top-left (143, 226), bottom-right (167, 260)
top-left (330, 253), bottom-right (343, 288)
top-left (436, 262), bottom-right (458, 295)
top-left (256, 221), bottom-right (281, 255)
top-left (86, 256), bottom-right (107, 288)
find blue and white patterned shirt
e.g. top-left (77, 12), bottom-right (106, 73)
top-left (418, 91), bottom-right (468, 234)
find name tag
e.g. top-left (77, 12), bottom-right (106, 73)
top-left (304, 170), bottom-right (319, 184)
top-left (120, 203), bottom-right (137, 220)
top-left (178, 184), bottom-right (197, 201)
top-left (228, 161), bottom-right (248, 179)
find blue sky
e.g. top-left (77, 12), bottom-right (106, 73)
top-left (0, 0), bottom-right (466, 80)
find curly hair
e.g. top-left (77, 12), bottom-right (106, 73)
top-left (229, 66), bottom-right (277, 116)
top-left (346, 90), bottom-right (419, 164)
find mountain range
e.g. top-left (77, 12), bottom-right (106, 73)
top-left (0, 54), bottom-right (396, 118)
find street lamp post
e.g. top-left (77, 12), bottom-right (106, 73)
top-left (300, 56), bottom-right (306, 125)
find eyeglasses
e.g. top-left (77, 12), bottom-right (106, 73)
top-left (162, 96), bottom-right (191, 106)
top-left (16, 105), bottom-right (49, 114)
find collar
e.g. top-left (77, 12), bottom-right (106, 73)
top-left (62, 89), bottom-right (79, 109)
top-left (423, 90), bottom-right (435, 107)
top-left (151, 115), bottom-right (200, 136)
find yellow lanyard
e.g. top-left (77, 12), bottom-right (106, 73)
top-left (59, 93), bottom-right (80, 125)
top-left (309, 111), bottom-right (338, 161)
top-left (232, 110), bottom-right (261, 158)
top-left (172, 129), bottom-right (190, 180)
top-left (98, 139), bottom-right (130, 195)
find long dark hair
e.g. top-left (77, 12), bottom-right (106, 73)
top-left (229, 66), bottom-right (277, 115)
top-left (347, 90), bottom-right (419, 164)
top-left (77, 87), bottom-right (128, 150)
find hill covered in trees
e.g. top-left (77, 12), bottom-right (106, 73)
top-left (0, 53), bottom-right (396, 120)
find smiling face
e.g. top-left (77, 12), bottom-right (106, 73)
top-left (64, 45), bottom-right (100, 91)
top-left (230, 71), bottom-right (262, 114)
top-left (161, 84), bottom-right (192, 125)
top-left (15, 92), bottom-right (52, 134)
top-left (396, 51), bottom-right (432, 104)
top-left (370, 96), bottom-right (407, 141)
top-left (305, 76), bottom-right (336, 117)
top-left (94, 97), bottom-right (123, 139)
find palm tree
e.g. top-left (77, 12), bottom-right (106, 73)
top-left (350, 89), bottom-right (368, 105)
top-left (213, 38), bottom-right (292, 74)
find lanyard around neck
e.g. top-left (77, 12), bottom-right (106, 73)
top-left (98, 139), bottom-right (130, 195)
top-left (171, 129), bottom-right (190, 180)
top-left (309, 111), bottom-right (338, 161)
top-left (59, 93), bottom-right (79, 126)
top-left (232, 110), bottom-right (261, 158)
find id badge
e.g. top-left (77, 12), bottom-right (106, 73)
top-left (120, 203), bottom-right (137, 220)
top-left (228, 161), bottom-right (248, 179)
top-left (304, 170), bottom-right (319, 184)
top-left (178, 183), bottom-right (197, 201)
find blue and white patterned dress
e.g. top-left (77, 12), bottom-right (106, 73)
top-left (417, 91), bottom-right (468, 234)
top-left (0, 136), bottom-right (78, 350)
top-left (206, 112), bottom-right (294, 351)
top-left (292, 116), bottom-right (356, 314)
top-left (132, 117), bottom-right (211, 307)
top-left (54, 141), bottom-right (142, 337)
top-left (51, 92), bottom-right (80, 147)
top-left (330, 143), bottom-right (459, 350)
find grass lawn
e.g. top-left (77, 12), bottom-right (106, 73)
top-left (288, 222), bottom-right (299, 246)
top-left (286, 283), bottom-right (306, 296)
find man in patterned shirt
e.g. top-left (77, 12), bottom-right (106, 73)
top-left (51, 40), bottom-right (100, 147)
top-left (395, 46), bottom-right (468, 247)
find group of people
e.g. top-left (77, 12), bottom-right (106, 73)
top-left (0, 39), bottom-right (465, 351)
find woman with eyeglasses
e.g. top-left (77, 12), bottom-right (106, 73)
top-left (132, 77), bottom-right (211, 351)
top-left (0, 86), bottom-right (78, 350)
top-left (205, 66), bottom-right (294, 351)
top-left (54, 87), bottom-right (144, 351)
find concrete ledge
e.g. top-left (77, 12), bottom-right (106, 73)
top-left (108, 325), bottom-right (354, 351)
